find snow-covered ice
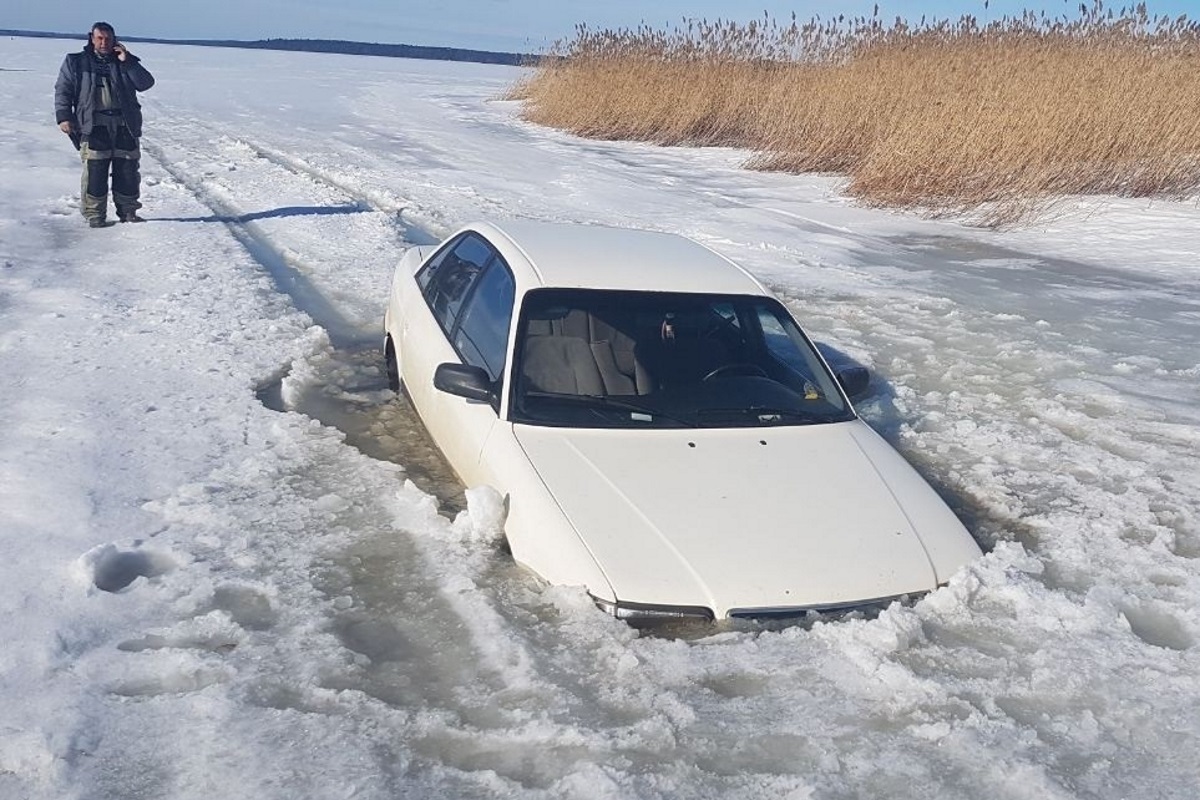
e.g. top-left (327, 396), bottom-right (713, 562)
top-left (2, 38), bottom-right (1199, 799)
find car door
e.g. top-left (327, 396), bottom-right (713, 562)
top-left (402, 232), bottom-right (516, 484)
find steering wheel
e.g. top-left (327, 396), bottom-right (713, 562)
top-left (702, 363), bottom-right (769, 382)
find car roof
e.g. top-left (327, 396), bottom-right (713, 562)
top-left (469, 219), bottom-right (770, 296)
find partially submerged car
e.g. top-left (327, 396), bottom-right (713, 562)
top-left (384, 220), bottom-right (981, 622)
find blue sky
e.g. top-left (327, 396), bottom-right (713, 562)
top-left (7, 0), bottom-right (1196, 53)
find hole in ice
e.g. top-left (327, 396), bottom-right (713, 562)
top-left (210, 584), bottom-right (278, 631)
top-left (333, 616), bottom-right (413, 663)
top-left (83, 543), bottom-right (176, 593)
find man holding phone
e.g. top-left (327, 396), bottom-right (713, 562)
top-left (54, 22), bottom-right (155, 228)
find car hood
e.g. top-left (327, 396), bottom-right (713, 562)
top-left (513, 419), bottom-right (977, 618)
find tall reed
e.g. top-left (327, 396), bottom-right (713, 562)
top-left (509, 3), bottom-right (1200, 225)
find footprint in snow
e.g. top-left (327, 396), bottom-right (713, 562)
top-left (79, 542), bottom-right (176, 593)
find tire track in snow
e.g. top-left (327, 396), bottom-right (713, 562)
top-left (140, 116), bottom-right (437, 341)
top-left (161, 115), bottom-right (445, 247)
top-left (142, 136), bottom-right (380, 347)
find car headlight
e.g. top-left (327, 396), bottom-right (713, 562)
top-left (591, 595), bottom-right (714, 622)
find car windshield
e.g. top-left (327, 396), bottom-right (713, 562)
top-left (509, 289), bottom-right (855, 429)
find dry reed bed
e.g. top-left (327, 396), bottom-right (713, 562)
top-left (510, 4), bottom-right (1200, 225)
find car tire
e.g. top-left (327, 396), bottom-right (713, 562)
top-left (385, 336), bottom-right (401, 393)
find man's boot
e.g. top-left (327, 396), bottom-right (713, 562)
top-left (114, 192), bottom-right (144, 223)
top-left (83, 193), bottom-right (109, 228)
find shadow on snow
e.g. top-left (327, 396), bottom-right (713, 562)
top-left (152, 202), bottom-right (372, 224)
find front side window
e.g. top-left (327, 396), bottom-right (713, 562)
top-left (509, 289), bottom-right (854, 429)
top-left (454, 262), bottom-right (515, 382)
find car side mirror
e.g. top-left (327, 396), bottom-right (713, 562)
top-left (836, 366), bottom-right (870, 398)
top-left (433, 363), bottom-right (495, 402)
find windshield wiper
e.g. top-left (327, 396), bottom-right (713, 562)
top-left (522, 391), bottom-right (697, 427)
top-left (695, 406), bottom-right (836, 426)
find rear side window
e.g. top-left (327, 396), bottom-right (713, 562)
top-left (415, 239), bottom-right (456, 293)
top-left (420, 233), bottom-right (494, 332)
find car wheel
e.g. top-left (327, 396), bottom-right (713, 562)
top-left (385, 336), bottom-right (401, 393)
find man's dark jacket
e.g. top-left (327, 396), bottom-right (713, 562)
top-left (54, 44), bottom-right (155, 137)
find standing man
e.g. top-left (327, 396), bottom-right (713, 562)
top-left (54, 22), bottom-right (155, 228)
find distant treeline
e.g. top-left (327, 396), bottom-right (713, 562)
top-left (3, 29), bottom-right (534, 67)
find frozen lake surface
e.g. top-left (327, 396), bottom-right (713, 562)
top-left (1, 38), bottom-right (1198, 799)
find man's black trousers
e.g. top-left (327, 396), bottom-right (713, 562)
top-left (83, 123), bottom-right (140, 200)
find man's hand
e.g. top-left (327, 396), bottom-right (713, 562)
top-left (113, 42), bottom-right (128, 61)
top-left (58, 121), bottom-right (75, 134)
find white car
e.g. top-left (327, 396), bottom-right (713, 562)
top-left (384, 220), bottom-right (981, 622)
